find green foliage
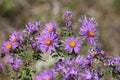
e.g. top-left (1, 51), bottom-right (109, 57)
top-left (113, 0), bottom-right (120, 14)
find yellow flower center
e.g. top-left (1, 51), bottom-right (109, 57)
top-left (46, 40), bottom-right (52, 46)
top-left (70, 41), bottom-right (76, 47)
top-left (88, 31), bottom-right (94, 37)
top-left (48, 28), bottom-right (53, 33)
top-left (6, 44), bottom-right (12, 50)
top-left (47, 78), bottom-right (52, 80)
top-left (90, 51), bottom-right (97, 56)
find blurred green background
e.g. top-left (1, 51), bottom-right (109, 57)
top-left (0, 0), bottom-right (120, 55)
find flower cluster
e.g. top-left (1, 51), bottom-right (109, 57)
top-left (5, 56), bottom-right (22, 71)
top-left (36, 47), bottom-right (104, 80)
top-left (0, 11), bottom-right (119, 80)
top-left (63, 11), bottom-right (74, 28)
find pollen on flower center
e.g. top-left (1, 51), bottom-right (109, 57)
top-left (48, 28), bottom-right (53, 32)
top-left (6, 44), bottom-right (12, 50)
top-left (70, 41), bottom-right (76, 47)
top-left (47, 78), bottom-right (52, 80)
top-left (46, 39), bottom-right (52, 46)
top-left (90, 51), bottom-right (97, 56)
top-left (88, 31), bottom-right (94, 37)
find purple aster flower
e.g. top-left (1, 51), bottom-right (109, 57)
top-left (41, 20), bottom-right (57, 34)
top-left (116, 66), bottom-right (120, 72)
top-left (54, 58), bottom-right (77, 76)
top-left (22, 33), bottom-right (28, 39)
top-left (5, 56), bottom-right (14, 64)
top-left (5, 56), bottom-right (22, 71)
top-left (81, 58), bottom-right (91, 69)
top-left (12, 58), bottom-right (22, 71)
top-left (26, 21), bottom-right (40, 34)
top-left (87, 47), bottom-right (105, 59)
top-left (87, 48), bottom-right (97, 59)
top-left (63, 11), bottom-right (74, 21)
top-left (64, 37), bottom-right (82, 54)
top-left (107, 57), bottom-right (120, 66)
top-left (79, 16), bottom-right (98, 45)
top-left (95, 46), bottom-right (105, 55)
top-left (12, 64), bottom-right (20, 71)
top-left (2, 41), bottom-right (18, 54)
top-left (63, 67), bottom-right (78, 80)
top-left (37, 33), bottom-right (59, 53)
top-left (9, 31), bottom-right (23, 43)
top-left (0, 63), bottom-right (3, 71)
top-left (31, 42), bottom-right (37, 49)
top-left (78, 77), bottom-right (82, 80)
top-left (92, 72), bottom-right (99, 80)
top-left (66, 20), bottom-right (72, 28)
top-left (75, 55), bottom-right (85, 66)
top-left (14, 57), bottom-right (22, 65)
top-left (80, 15), bottom-right (98, 27)
top-left (36, 70), bottom-right (55, 80)
top-left (36, 74), bottom-right (42, 80)
top-left (53, 58), bottom-right (66, 73)
top-left (93, 68), bottom-right (104, 80)
top-left (75, 56), bottom-right (91, 69)
top-left (82, 69), bottom-right (93, 79)
top-left (66, 58), bottom-right (74, 67)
